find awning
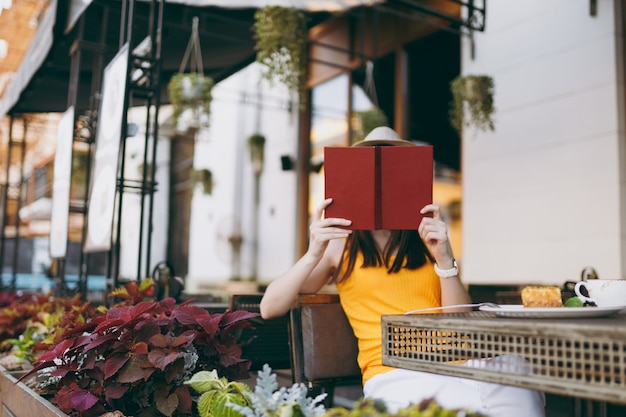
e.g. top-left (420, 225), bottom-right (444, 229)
top-left (0, 0), bottom-right (384, 121)
top-left (0, 0), bottom-right (58, 120)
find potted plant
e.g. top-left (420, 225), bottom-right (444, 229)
top-left (168, 72), bottom-right (214, 129)
top-left (185, 369), bottom-right (252, 417)
top-left (449, 74), bottom-right (495, 134)
top-left (252, 6), bottom-right (308, 108)
top-left (191, 364), bottom-right (488, 417)
top-left (191, 168), bottom-right (214, 195)
top-left (0, 292), bottom-right (97, 370)
top-left (247, 134), bottom-right (266, 176)
top-left (190, 364), bottom-right (326, 417)
top-left (323, 397), bottom-right (488, 417)
top-left (17, 280), bottom-right (259, 417)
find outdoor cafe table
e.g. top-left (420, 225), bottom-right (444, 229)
top-left (381, 311), bottom-right (626, 404)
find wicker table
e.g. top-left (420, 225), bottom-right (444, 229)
top-left (381, 311), bottom-right (626, 404)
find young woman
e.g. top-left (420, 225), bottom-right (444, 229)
top-left (260, 127), bottom-right (545, 417)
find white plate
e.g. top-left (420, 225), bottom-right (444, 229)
top-left (478, 304), bottom-right (626, 318)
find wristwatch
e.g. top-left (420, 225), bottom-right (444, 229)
top-left (434, 259), bottom-right (459, 278)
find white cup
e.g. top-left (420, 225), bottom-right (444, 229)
top-left (574, 279), bottom-right (626, 307)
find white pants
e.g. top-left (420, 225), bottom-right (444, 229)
top-left (363, 358), bottom-right (545, 417)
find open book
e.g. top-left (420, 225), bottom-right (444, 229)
top-left (324, 145), bottom-right (433, 230)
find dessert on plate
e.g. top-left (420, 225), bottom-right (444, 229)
top-left (521, 286), bottom-right (563, 308)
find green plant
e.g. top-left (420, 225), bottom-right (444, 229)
top-left (253, 6), bottom-right (308, 107)
top-left (247, 134), bottom-right (266, 175)
top-left (228, 364), bottom-right (327, 417)
top-left (323, 397), bottom-right (488, 417)
top-left (20, 280), bottom-right (259, 417)
top-left (168, 72), bottom-right (214, 128)
top-left (186, 369), bottom-right (252, 417)
top-left (352, 108), bottom-right (389, 142)
top-left (191, 168), bottom-right (214, 195)
top-left (449, 75), bottom-right (495, 134)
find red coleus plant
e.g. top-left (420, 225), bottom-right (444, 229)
top-left (0, 292), bottom-right (97, 352)
top-left (20, 281), bottom-right (259, 417)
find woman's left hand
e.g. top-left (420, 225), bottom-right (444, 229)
top-left (418, 204), bottom-right (455, 269)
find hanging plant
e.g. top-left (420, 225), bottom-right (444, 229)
top-left (191, 168), bottom-right (213, 195)
top-left (253, 6), bottom-right (308, 108)
top-left (449, 74), bottom-right (495, 134)
top-left (247, 133), bottom-right (266, 175)
top-left (168, 16), bottom-right (214, 129)
top-left (352, 107), bottom-right (389, 142)
top-left (168, 72), bottom-right (214, 127)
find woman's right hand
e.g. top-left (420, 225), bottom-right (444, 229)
top-left (307, 198), bottom-right (352, 260)
top-left (260, 198), bottom-right (351, 319)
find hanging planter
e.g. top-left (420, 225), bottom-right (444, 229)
top-left (253, 6), bottom-right (308, 108)
top-left (352, 107), bottom-right (389, 142)
top-left (167, 16), bottom-right (214, 130)
top-left (449, 75), bottom-right (495, 134)
top-left (247, 133), bottom-right (266, 175)
top-left (190, 168), bottom-right (213, 195)
top-left (168, 72), bottom-right (214, 127)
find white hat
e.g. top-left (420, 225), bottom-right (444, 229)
top-left (351, 126), bottom-right (417, 147)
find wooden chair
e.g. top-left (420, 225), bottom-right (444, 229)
top-left (288, 293), bottom-right (362, 407)
top-left (230, 294), bottom-right (292, 371)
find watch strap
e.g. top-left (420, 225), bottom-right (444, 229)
top-left (434, 259), bottom-right (459, 278)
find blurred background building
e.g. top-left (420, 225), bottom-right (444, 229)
top-left (0, 0), bottom-right (623, 299)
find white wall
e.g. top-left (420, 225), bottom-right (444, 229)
top-left (119, 107), bottom-right (170, 280)
top-left (186, 62), bottom-right (299, 292)
top-left (462, 0), bottom-right (624, 284)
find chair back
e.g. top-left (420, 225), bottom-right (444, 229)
top-left (230, 293), bottom-right (291, 371)
top-left (289, 293), bottom-right (361, 387)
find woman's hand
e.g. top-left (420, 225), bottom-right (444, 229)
top-left (307, 198), bottom-right (352, 260)
top-left (418, 204), bottom-right (455, 269)
top-left (260, 198), bottom-right (350, 319)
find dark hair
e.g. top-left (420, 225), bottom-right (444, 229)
top-left (333, 230), bottom-right (434, 283)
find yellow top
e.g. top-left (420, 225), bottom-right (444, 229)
top-left (336, 255), bottom-right (441, 384)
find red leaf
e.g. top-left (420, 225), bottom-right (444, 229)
top-left (150, 333), bottom-right (171, 348)
top-left (134, 341), bottom-right (149, 353)
top-left (72, 388), bottom-right (100, 411)
top-left (148, 348), bottom-right (179, 371)
top-left (38, 338), bottom-right (75, 361)
top-left (196, 316), bottom-right (220, 337)
top-left (171, 333), bottom-right (194, 347)
top-left (104, 384), bottom-right (129, 400)
top-left (55, 384), bottom-right (99, 412)
top-left (217, 342), bottom-right (243, 367)
top-left (156, 392), bottom-right (179, 417)
top-left (92, 318), bottom-right (124, 334)
top-left (84, 332), bottom-right (121, 351)
top-left (117, 354), bottom-right (150, 383)
top-left (104, 353), bottom-right (129, 379)
top-left (175, 386), bottom-right (193, 414)
top-left (172, 304), bottom-right (211, 325)
top-left (220, 310), bottom-right (260, 329)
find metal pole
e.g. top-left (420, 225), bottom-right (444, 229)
top-left (0, 116), bottom-right (14, 289)
top-left (12, 117), bottom-right (27, 289)
top-left (113, 0), bottom-right (135, 287)
top-left (145, 0), bottom-right (164, 279)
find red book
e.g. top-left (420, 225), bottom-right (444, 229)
top-left (324, 146), bottom-right (433, 230)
